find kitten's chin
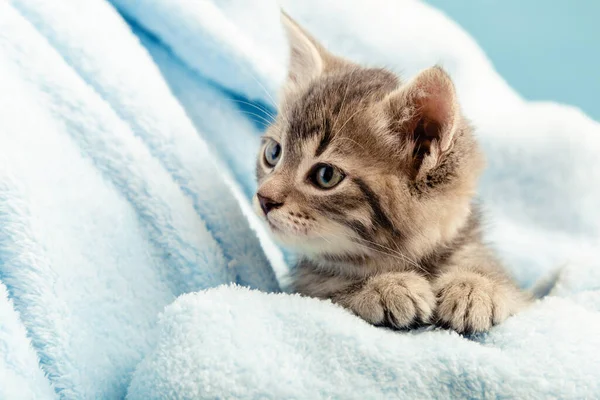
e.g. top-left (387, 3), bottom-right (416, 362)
top-left (269, 226), bottom-right (361, 259)
top-left (251, 195), bottom-right (359, 257)
top-left (263, 221), bottom-right (314, 248)
top-left (273, 235), bottom-right (338, 258)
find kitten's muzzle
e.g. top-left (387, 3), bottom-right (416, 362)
top-left (257, 193), bottom-right (283, 215)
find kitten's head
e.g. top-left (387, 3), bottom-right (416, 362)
top-left (253, 13), bottom-right (484, 262)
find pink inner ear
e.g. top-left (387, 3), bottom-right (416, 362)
top-left (410, 85), bottom-right (455, 167)
top-left (414, 73), bottom-right (455, 130)
top-left (411, 117), bottom-right (440, 162)
top-left (383, 67), bottom-right (458, 175)
top-left (421, 94), bottom-right (453, 130)
top-left (411, 74), bottom-right (457, 153)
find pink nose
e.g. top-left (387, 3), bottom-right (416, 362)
top-left (257, 193), bottom-right (283, 215)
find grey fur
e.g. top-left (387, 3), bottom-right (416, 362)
top-left (253, 12), bottom-right (530, 334)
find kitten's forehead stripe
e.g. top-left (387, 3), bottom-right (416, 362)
top-left (314, 117), bottom-right (332, 157)
top-left (287, 68), bottom-right (399, 149)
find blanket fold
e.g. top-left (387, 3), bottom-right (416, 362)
top-left (127, 281), bottom-right (600, 399)
top-left (0, 283), bottom-right (56, 399)
top-left (0, 0), bottom-right (277, 397)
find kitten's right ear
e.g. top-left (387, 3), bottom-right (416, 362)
top-left (280, 10), bottom-right (328, 89)
top-left (383, 67), bottom-right (461, 177)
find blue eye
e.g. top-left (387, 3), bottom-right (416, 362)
top-left (264, 140), bottom-right (281, 166)
top-left (311, 164), bottom-right (345, 189)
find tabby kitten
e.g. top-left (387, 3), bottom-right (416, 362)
top-left (253, 13), bottom-right (530, 333)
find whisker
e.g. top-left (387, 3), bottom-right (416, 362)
top-left (360, 238), bottom-right (423, 271)
top-left (332, 136), bottom-right (368, 152)
top-left (331, 72), bottom-right (353, 133)
top-left (317, 225), bottom-right (426, 274)
top-left (236, 110), bottom-right (278, 127)
top-left (224, 51), bottom-right (297, 132)
top-left (334, 108), bottom-right (362, 137)
top-left (229, 99), bottom-right (278, 122)
top-left (226, 55), bottom-right (280, 110)
top-left (317, 233), bottom-right (332, 245)
top-left (322, 223), bottom-right (422, 268)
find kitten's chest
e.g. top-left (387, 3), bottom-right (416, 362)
top-left (293, 260), bottom-right (361, 298)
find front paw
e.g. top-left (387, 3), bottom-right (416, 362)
top-left (342, 272), bottom-right (435, 329)
top-left (434, 270), bottom-right (528, 334)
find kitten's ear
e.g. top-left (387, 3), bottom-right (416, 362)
top-left (280, 10), bottom-right (328, 89)
top-left (385, 66), bottom-right (460, 174)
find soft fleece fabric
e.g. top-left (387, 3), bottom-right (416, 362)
top-left (0, 0), bottom-right (277, 397)
top-left (0, 0), bottom-right (599, 398)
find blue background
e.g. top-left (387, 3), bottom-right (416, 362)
top-left (426, 0), bottom-right (600, 121)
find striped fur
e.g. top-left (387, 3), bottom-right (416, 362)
top-left (253, 13), bottom-right (530, 334)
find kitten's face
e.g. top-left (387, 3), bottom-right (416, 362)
top-left (254, 68), bottom-right (404, 257)
top-left (253, 14), bottom-right (484, 261)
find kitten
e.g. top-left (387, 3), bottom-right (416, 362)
top-left (253, 12), bottom-right (530, 333)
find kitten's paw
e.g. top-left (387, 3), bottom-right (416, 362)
top-left (345, 272), bottom-right (435, 329)
top-left (434, 270), bottom-right (528, 334)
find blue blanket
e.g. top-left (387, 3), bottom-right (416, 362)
top-left (1, 0), bottom-right (600, 398)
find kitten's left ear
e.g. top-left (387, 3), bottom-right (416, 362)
top-left (280, 10), bottom-right (331, 89)
top-left (384, 66), bottom-right (461, 174)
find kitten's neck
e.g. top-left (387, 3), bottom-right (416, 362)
top-left (301, 206), bottom-right (482, 280)
top-left (304, 251), bottom-right (423, 281)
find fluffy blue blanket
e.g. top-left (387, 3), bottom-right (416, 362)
top-left (1, 0), bottom-right (599, 398)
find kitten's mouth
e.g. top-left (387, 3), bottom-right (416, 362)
top-left (265, 214), bottom-right (309, 238)
top-left (266, 218), bottom-right (283, 233)
top-left (252, 197), bottom-right (311, 238)
top-left (261, 213), bottom-right (285, 233)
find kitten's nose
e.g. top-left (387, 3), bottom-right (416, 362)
top-left (257, 193), bottom-right (283, 215)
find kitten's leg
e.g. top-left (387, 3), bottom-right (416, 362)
top-left (336, 271), bottom-right (436, 329)
top-left (433, 266), bottom-right (531, 334)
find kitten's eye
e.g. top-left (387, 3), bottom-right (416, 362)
top-left (264, 139), bottom-right (281, 167)
top-left (310, 164), bottom-right (345, 189)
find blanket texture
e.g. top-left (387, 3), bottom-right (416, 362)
top-left (0, 0), bottom-right (278, 397)
top-left (1, 0), bottom-right (599, 398)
